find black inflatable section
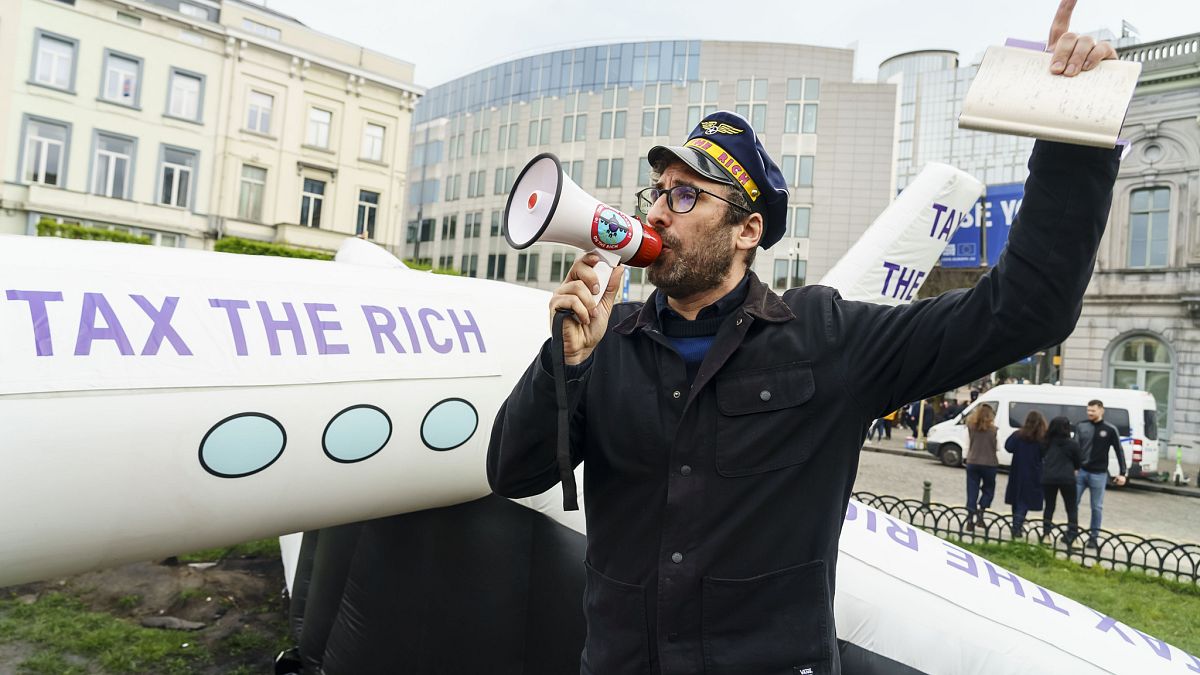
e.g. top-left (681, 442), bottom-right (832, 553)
top-left (298, 523), bottom-right (364, 672)
top-left (839, 639), bottom-right (929, 675)
top-left (294, 495), bottom-right (586, 674)
top-left (286, 529), bottom-right (319, 644)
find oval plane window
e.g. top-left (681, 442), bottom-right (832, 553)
top-left (199, 413), bottom-right (286, 478)
top-left (323, 405), bottom-right (392, 463)
top-left (421, 398), bottom-right (478, 451)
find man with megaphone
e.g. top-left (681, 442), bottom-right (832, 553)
top-left (489, 5), bottom-right (1118, 672)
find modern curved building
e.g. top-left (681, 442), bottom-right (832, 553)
top-left (402, 40), bottom-right (899, 301)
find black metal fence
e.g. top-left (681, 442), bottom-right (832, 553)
top-left (851, 491), bottom-right (1200, 585)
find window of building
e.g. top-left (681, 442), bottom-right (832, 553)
top-left (23, 117), bottom-right (69, 186)
top-left (460, 253), bottom-right (478, 277)
top-left (438, 255), bottom-right (454, 271)
top-left (550, 251), bottom-right (576, 281)
top-left (307, 108), bottom-right (332, 148)
top-left (773, 257), bottom-right (807, 289)
top-left (783, 155), bottom-right (815, 187)
top-left (490, 210), bottom-right (502, 237)
top-left (92, 133), bottom-right (134, 199)
top-left (790, 206), bottom-right (811, 238)
top-left (357, 190), bottom-right (380, 238)
top-left (641, 83), bottom-right (672, 137)
top-left (1128, 187), bottom-right (1170, 268)
top-left (361, 123), bottom-right (385, 161)
top-left (464, 211), bottom-right (482, 238)
top-left (33, 31), bottom-right (76, 91)
top-left (167, 69), bottom-right (203, 121)
top-left (242, 18), bottom-right (281, 41)
top-left (246, 91), bottom-right (273, 134)
top-left (784, 78), bottom-right (820, 134)
top-left (599, 87), bottom-right (628, 140)
top-left (300, 178), bottom-right (325, 227)
top-left (158, 147), bottom-right (195, 208)
top-left (178, 2), bottom-right (208, 19)
top-left (486, 253), bottom-right (507, 280)
top-left (516, 252), bottom-right (539, 282)
top-left (686, 79), bottom-right (720, 129)
top-left (1109, 334), bottom-right (1172, 435)
top-left (441, 213), bottom-right (457, 240)
top-left (444, 174), bottom-right (461, 201)
top-left (569, 160), bottom-right (584, 185)
top-left (102, 51), bottom-right (141, 107)
top-left (735, 78), bottom-right (767, 132)
top-left (238, 165), bottom-right (266, 221)
top-left (594, 159), bottom-right (626, 190)
top-left (637, 158), bottom-right (651, 188)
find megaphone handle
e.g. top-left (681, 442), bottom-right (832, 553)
top-left (590, 249), bottom-right (621, 305)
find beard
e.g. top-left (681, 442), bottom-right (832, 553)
top-left (646, 219), bottom-right (736, 299)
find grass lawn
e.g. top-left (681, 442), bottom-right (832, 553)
top-left (959, 539), bottom-right (1200, 654)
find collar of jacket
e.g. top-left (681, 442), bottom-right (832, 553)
top-left (613, 271), bottom-right (795, 336)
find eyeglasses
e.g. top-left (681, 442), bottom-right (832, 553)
top-left (635, 185), bottom-right (752, 216)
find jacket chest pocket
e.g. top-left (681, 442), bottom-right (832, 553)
top-left (714, 362), bottom-right (816, 477)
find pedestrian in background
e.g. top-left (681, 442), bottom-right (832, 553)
top-left (1075, 399), bottom-right (1127, 548)
top-left (964, 403), bottom-right (999, 532)
top-left (1005, 410), bottom-right (1046, 537)
top-left (1042, 415), bottom-right (1083, 544)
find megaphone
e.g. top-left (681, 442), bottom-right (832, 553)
top-left (505, 152), bottom-right (661, 302)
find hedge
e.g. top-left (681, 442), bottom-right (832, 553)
top-left (213, 237), bottom-right (333, 260)
top-left (37, 219), bottom-right (151, 245)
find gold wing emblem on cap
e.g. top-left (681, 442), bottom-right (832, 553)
top-left (700, 121), bottom-right (745, 135)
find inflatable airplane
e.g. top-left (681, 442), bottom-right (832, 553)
top-left (3, 162), bottom-right (1195, 673)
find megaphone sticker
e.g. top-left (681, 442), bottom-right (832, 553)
top-left (591, 205), bottom-right (634, 251)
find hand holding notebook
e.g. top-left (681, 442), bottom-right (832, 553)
top-left (958, 0), bottom-right (1140, 148)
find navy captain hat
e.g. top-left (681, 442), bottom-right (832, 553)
top-left (647, 110), bottom-right (790, 249)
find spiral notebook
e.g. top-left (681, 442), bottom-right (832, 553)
top-left (958, 45), bottom-right (1141, 149)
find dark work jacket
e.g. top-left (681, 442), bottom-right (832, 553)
top-left (1004, 435), bottom-right (1044, 511)
top-left (1076, 419), bottom-right (1127, 475)
top-left (487, 141), bottom-right (1119, 675)
top-left (1042, 437), bottom-right (1084, 485)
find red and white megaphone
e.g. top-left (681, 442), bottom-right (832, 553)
top-left (504, 153), bottom-right (662, 302)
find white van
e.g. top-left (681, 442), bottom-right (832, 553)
top-left (925, 384), bottom-right (1160, 478)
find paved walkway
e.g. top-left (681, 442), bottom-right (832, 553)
top-left (854, 438), bottom-right (1200, 544)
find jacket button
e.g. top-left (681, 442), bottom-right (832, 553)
top-left (672, 390), bottom-right (681, 399)
top-left (671, 552), bottom-right (683, 564)
top-left (760, 390), bottom-right (772, 401)
top-left (736, 317), bottom-right (743, 326)
top-left (680, 464), bottom-right (692, 476)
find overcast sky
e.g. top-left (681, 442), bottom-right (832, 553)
top-left (265, 0), bottom-right (1199, 89)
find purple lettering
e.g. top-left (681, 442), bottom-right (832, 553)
top-left (865, 509), bottom-right (878, 533)
top-left (363, 305), bottom-right (405, 354)
top-left (937, 208), bottom-right (956, 241)
top-left (131, 295), bottom-right (192, 356)
top-left (397, 307), bottom-right (423, 354)
top-left (305, 303), bottom-right (348, 355)
top-left (984, 562), bottom-right (1025, 597)
top-left (1186, 650), bottom-right (1200, 673)
top-left (209, 299), bottom-right (251, 356)
top-left (929, 203), bottom-right (949, 238)
top-left (844, 501), bottom-right (858, 521)
top-left (1133, 629), bottom-right (1171, 660)
top-left (881, 261), bottom-right (900, 297)
top-left (5, 289), bottom-right (63, 356)
top-left (894, 266), bottom-right (918, 300)
top-left (257, 301), bottom-right (306, 356)
top-left (1031, 585), bottom-right (1069, 616)
top-left (447, 309), bottom-right (486, 353)
top-left (418, 308), bottom-right (453, 354)
top-left (1093, 611), bottom-right (1135, 645)
top-left (75, 292), bottom-right (134, 356)
top-left (885, 517), bottom-right (919, 551)
top-left (905, 271), bottom-right (926, 301)
top-left (944, 542), bottom-right (979, 577)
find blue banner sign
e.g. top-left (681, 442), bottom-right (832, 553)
top-left (937, 182), bottom-right (1025, 268)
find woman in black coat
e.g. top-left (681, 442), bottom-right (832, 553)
top-left (1004, 410), bottom-right (1046, 537)
top-left (1041, 416), bottom-right (1085, 544)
